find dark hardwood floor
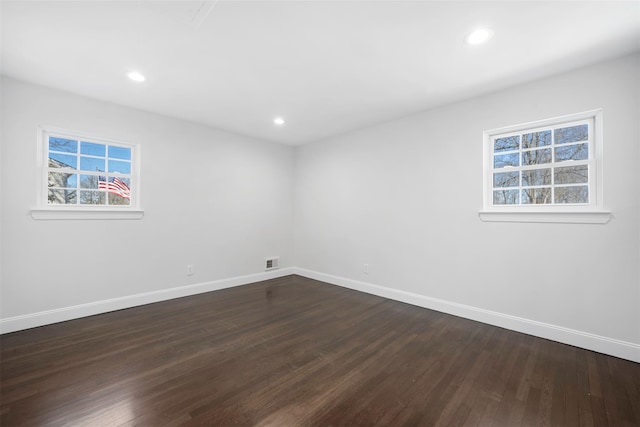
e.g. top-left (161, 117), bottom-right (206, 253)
top-left (1, 275), bottom-right (638, 426)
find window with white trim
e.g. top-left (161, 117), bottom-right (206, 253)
top-left (481, 110), bottom-right (609, 223)
top-left (34, 127), bottom-right (141, 218)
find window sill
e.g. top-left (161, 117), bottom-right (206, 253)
top-left (31, 208), bottom-right (144, 220)
top-left (478, 211), bottom-right (611, 224)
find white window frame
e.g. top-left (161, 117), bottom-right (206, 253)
top-left (480, 110), bottom-right (610, 224)
top-left (31, 126), bottom-right (143, 220)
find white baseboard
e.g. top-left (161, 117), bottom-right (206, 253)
top-left (3, 267), bottom-right (638, 363)
top-left (0, 268), bottom-right (294, 334)
top-left (293, 268), bottom-right (640, 363)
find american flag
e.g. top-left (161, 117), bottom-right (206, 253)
top-left (98, 176), bottom-right (131, 199)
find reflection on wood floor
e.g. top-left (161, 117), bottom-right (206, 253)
top-left (1, 275), bottom-right (638, 425)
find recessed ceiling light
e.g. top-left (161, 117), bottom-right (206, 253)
top-left (273, 117), bottom-right (285, 126)
top-left (465, 28), bottom-right (494, 45)
top-left (127, 71), bottom-right (146, 82)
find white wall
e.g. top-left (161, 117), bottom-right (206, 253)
top-left (1, 54), bottom-right (638, 361)
top-left (1, 77), bottom-right (294, 322)
top-left (293, 54), bottom-right (640, 357)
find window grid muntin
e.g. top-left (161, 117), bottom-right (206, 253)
top-left (44, 130), bottom-right (135, 207)
top-left (490, 118), bottom-right (594, 207)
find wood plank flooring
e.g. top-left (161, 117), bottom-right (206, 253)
top-left (1, 275), bottom-right (638, 426)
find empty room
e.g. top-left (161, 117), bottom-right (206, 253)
top-left (1, 0), bottom-right (639, 425)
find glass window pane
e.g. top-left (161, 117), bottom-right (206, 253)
top-left (117, 177), bottom-right (131, 188)
top-left (494, 136), bottom-right (519, 153)
top-left (79, 191), bottom-right (106, 205)
top-left (494, 153), bottom-right (519, 169)
top-left (109, 146), bottom-right (132, 160)
top-left (522, 148), bottom-right (551, 165)
top-left (49, 137), bottom-right (77, 153)
top-left (555, 143), bottom-right (588, 162)
top-left (555, 186), bottom-right (588, 204)
top-left (49, 153), bottom-right (77, 169)
top-left (493, 189), bottom-right (519, 205)
top-left (80, 156), bottom-right (106, 172)
top-left (522, 130), bottom-right (551, 148)
top-left (521, 188), bottom-right (551, 204)
top-left (48, 172), bottom-right (77, 188)
top-left (493, 171), bottom-right (519, 188)
top-left (108, 193), bottom-right (131, 206)
top-left (522, 168), bottom-right (551, 187)
top-left (555, 124), bottom-right (588, 144)
top-left (80, 174), bottom-right (105, 189)
top-left (555, 165), bottom-right (588, 185)
top-left (80, 141), bottom-right (106, 157)
top-left (108, 160), bottom-right (131, 174)
top-left (99, 176), bottom-right (131, 199)
top-left (48, 189), bottom-right (77, 205)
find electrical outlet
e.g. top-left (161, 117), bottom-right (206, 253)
top-left (186, 264), bottom-right (194, 276)
top-left (363, 264), bottom-right (369, 274)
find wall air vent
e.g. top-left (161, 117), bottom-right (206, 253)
top-left (265, 257), bottom-right (279, 271)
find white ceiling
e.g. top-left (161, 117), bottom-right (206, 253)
top-left (1, 1), bottom-right (639, 145)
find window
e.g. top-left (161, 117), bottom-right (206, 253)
top-left (32, 127), bottom-right (142, 219)
top-left (481, 110), bottom-right (610, 223)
